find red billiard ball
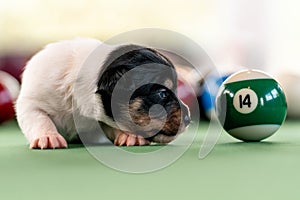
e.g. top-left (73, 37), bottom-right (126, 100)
top-left (0, 71), bottom-right (20, 124)
top-left (176, 66), bottom-right (200, 109)
top-left (0, 54), bottom-right (29, 83)
top-left (177, 79), bottom-right (195, 107)
top-left (0, 82), bottom-right (15, 124)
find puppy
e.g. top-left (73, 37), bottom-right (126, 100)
top-left (16, 38), bottom-right (191, 149)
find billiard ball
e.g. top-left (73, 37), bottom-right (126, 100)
top-left (0, 54), bottom-right (29, 83)
top-left (0, 82), bottom-right (15, 124)
top-left (200, 72), bottom-right (231, 120)
top-left (177, 79), bottom-right (195, 107)
top-left (276, 72), bottom-right (300, 118)
top-left (0, 71), bottom-right (20, 100)
top-left (176, 66), bottom-right (200, 109)
top-left (0, 71), bottom-right (20, 124)
top-left (215, 69), bottom-right (287, 141)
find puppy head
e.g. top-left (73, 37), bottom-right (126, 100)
top-left (96, 45), bottom-right (191, 143)
top-left (127, 83), bottom-right (191, 143)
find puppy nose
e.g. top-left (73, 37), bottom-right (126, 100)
top-left (183, 114), bottom-right (191, 126)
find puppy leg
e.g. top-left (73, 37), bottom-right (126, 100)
top-left (113, 129), bottom-right (150, 146)
top-left (16, 101), bottom-right (67, 149)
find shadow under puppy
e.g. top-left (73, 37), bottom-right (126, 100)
top-left (16, 38), bottom-right (191, 149)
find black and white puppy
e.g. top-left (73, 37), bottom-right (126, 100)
top-left (16, 38), bottom-right (191, 149)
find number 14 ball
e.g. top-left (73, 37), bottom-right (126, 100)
top-left (215, 69), bottom-right (287, 141)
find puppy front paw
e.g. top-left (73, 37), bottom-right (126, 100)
top-left (30, 132), bottom-right (68, 149)
top-left (114, 131), bottom-right (150, 146)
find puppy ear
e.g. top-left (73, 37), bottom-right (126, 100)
top-left (96, 89), bottom-right (113, 119)
top-left (97, 67), bottom-right (133, 120)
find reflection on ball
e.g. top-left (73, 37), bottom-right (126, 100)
top-left (215, 69), bottom-right (287, 142)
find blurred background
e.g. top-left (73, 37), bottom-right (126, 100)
top-left (0, 0), bottom-right (300, 120)
top-left (1, 0), bottom-right (300, 73)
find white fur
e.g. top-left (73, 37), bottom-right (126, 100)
top-left (16, 38), bottom-right (117, 143)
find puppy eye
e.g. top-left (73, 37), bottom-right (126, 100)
top-left (157, 89), bottom-right (168, 99)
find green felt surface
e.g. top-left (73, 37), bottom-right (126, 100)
top-left (1, 120), bottom-right (300, 200)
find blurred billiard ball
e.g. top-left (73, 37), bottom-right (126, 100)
top-left (215, 69), bottom-right (287, 142)
top-left (276, 72), bottom-right (300, 119)
top-left (0, 71), bottom-right (20, 124)
top-left (0, 54), bottom-right (30, 83)
top-left (177, 79), bottom-right (195, 108)
top-left (176, 66), bottom-right (200, 110)
top-left (200, 72), bottom-right (231, 120)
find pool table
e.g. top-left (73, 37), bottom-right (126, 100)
top-left (0, 119), bottom-right (299, 200)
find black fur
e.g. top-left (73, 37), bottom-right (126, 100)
top-left (96, 44), bottom-right (190, 140)
top-left (96, 45), bottom-right (176, 120)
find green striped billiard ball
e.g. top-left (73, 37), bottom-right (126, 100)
top-left (215, 69), bottom-right (287, 141)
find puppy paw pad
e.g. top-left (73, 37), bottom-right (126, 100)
top-left (30, 133), bottom-right (67, 149)
top-left (114, 132), bottom-right (150, 146)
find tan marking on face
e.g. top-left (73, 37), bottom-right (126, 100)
top-left (163, 108), bottom-right (181, 132)
top-left (127, 97), bottom-right (188, 143)
top-left (149, 107), bottom-right (183, 144)
top-left (128, 98), bottom-right (168, 137)
top-left (164, 79), bottom-right (174, 89)
top-left (128, 98), bottom-right (150, 128)
top-left (129, 98), bottom-right (143, 110)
